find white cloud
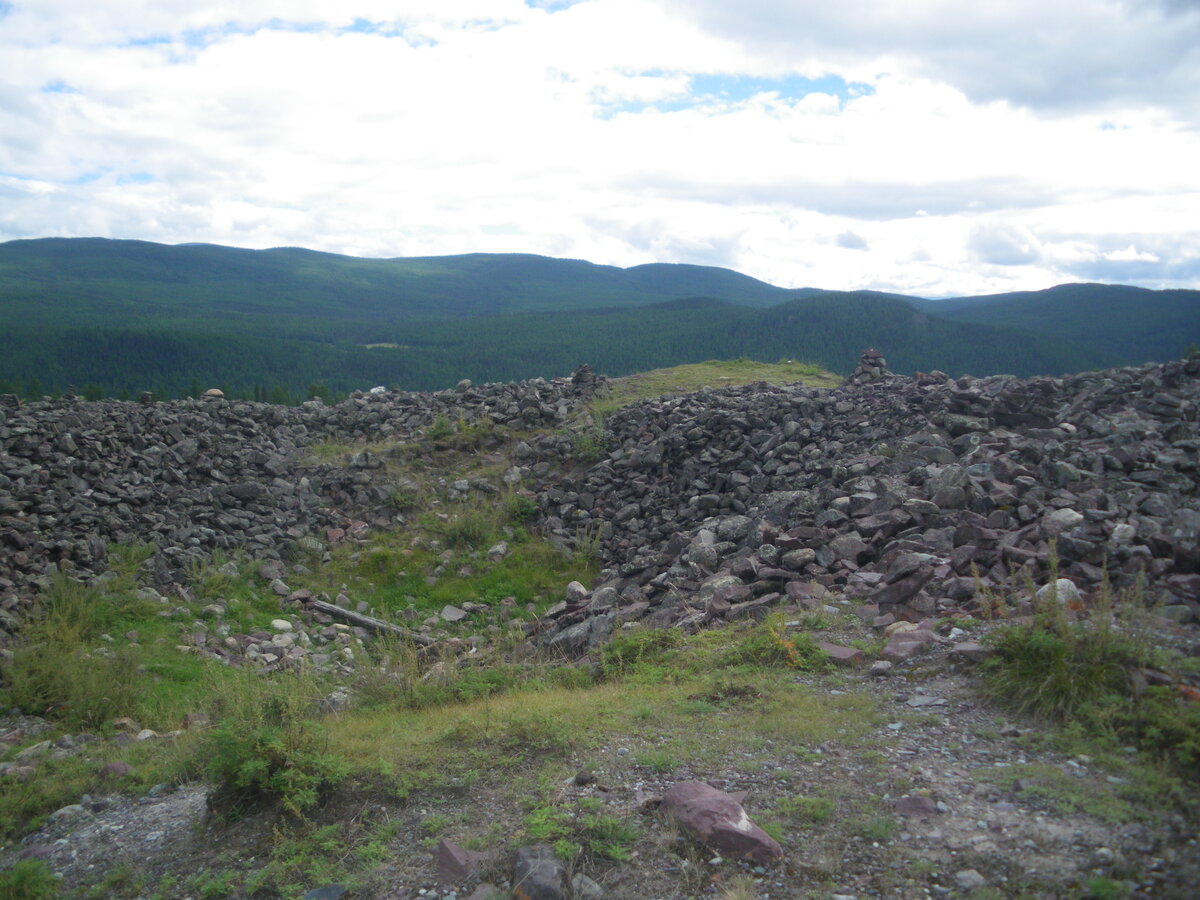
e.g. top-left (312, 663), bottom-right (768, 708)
top-left (652, 0), bottom-right (1200, 116)
top-left (1104, 244), bottom-right (1161, 263)
top-left (0, 0), bottom-right (1197, 294)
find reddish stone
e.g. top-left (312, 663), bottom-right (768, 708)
top-left (950, 642), bottom-right (993, 662)
top-left (895, 795), bottom-right (939, 816)
top-left (662, 781), bottom-right (783, 866)
top-left (705, 595), bottom-right (732, 620)
top-left (881, 629), bottom-right (936, 662)
top-left (434, 839), bottom-right (482, 881)
top-left (872, 568), bottom-right (933, 607)
top-left (817, 641), bottom-right (865, 667)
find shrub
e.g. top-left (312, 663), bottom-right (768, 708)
top-left (571, 427), bottom-right (611, 463)
top-left (503, 493), bottom-right (538, 524)
top-left (204, 673), bottom-right (348, 816)
top-left (0, 576), bottom-right (150, 728)
top-left (426, 414), bottom-right (454, 440)
top-left (599, 628), bottom-right (683, 679)
top-left (434, 507), bottom-right (494, 550)
top-left (983, 567), bottom-right (1200, 774)
top-left (0, 860), bottom-right (60, 900)
top-left (720, 619), bottom-right (828, 670)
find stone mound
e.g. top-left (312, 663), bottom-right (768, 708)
top-left (0, 369), bottom-right (608, 635)
top-left (537, 356), bottom-right (1199, 652)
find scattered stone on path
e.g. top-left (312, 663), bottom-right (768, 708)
top-left (906, 694), bottom-right (947, 708)
top-left (894, 795), bottom-right (940, 816)
top-left (870, 660), bottom-right (894, 677)
top-left (301, 886), bottom-right (347, 900)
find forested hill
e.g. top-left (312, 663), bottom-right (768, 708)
top-left (0, 237), bottom-right (791, 322)
top-left (922, 283), bottom-right (1200, 365)
top-left (0, 237), bottom-right (1195, 401)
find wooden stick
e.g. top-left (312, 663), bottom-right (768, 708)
top-left (306, 598), bottom-right (434, 646)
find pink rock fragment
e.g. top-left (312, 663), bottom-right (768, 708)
top-left (434, 838), bottom-right (483, 881)
top-left (895, 795), bottom-right (939, 816)
top-left (817, 641), bottom-right (865, 667)
top-left (662, 780), bottom-right (783, 865)
top-left (881, 628), bottom-right (936, 662)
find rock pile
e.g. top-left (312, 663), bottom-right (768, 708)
top-left (0, 370), bottom-right (607, 632)
top-left (538, 356), bottom-right (1200, 653)
top-left (3, 352), bottom-right (1198, 653)
top-left (846, 347), bottom-right (893, 384)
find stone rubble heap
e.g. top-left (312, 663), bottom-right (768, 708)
top-left (2, 352), bottom-right (1199, 653)
top-left (537, 356), bottom-right (1200, 654)
top-left (0, 370), bottom-right (608, 633)
top-left (846, 347), bottom-right (894, 384)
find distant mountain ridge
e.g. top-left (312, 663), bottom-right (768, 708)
top-left (0, 237), bottom-right (1196, 399)
top-left (924, 283), bottom-right (1200, 365)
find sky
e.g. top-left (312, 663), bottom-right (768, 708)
top-left (1, 0), bottom-right (1198, 297)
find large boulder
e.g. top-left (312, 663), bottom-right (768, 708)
top-left (662, 780), bottom-right (783, 865)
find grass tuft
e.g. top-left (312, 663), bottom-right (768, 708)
top-left (983, 559), bottom-right (1200, 774)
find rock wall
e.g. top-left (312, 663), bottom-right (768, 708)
top-left (2, 353), bottom-right (1198, 650)
top-left (537, 358), bottom-right (1200, 652)
top-left (0, 369), bottom-right (607, 631)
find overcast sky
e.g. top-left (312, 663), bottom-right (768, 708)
top-left (1, 0), bottom-right (1198, 296)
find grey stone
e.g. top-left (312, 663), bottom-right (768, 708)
top-left (512, 845), bottom-right (568, 900)
top-left (955, 869), bottom-right (988, 891)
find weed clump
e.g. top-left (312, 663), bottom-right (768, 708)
top-left (524, 801), bottom-right (638, 862)
top-left (0, 859), bottom-right (60, 900)
top-left (204, 673), bottom-right (348, 817)
top-left (720, 619), bottom-right (829, 671)
top-left (0, 575), bottom-right (153, 729)
top-left (425, 414), bottom-right (454, 440)
top-left (570, 426), bottom-right (611, 463)
top-left (983, 564), bottom-right (1200, 774)
top-left (599, 628), bottom-right (683, 679)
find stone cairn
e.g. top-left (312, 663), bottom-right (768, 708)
top-left (847, 347), bottom-right (892, 384)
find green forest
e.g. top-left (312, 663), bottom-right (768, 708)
top-left (1, 238), bottom-right (1195, 401)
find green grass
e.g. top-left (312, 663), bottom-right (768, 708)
top-left (773, 795), bottom-right (835, 825)
top-left (0, 860), bottom-right (61, 900)
top-left (982, 564), bottom-right (1200, 776)
top-left (590, 357), bottom-right (837, 420)
top-left (4, 441), bottom-right (1191, 900)
top-left (858, 815), bottom-right (899, 842)
top-left (634, 749), bottom-right (679, 773)
top-left (204, 670), bottom-right (350, 818)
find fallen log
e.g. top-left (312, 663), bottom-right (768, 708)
top-left (306, 598), bottom-right (435, 646)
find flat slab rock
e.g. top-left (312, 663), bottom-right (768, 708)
top-left (662, 780), bottom-right (783, 865)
